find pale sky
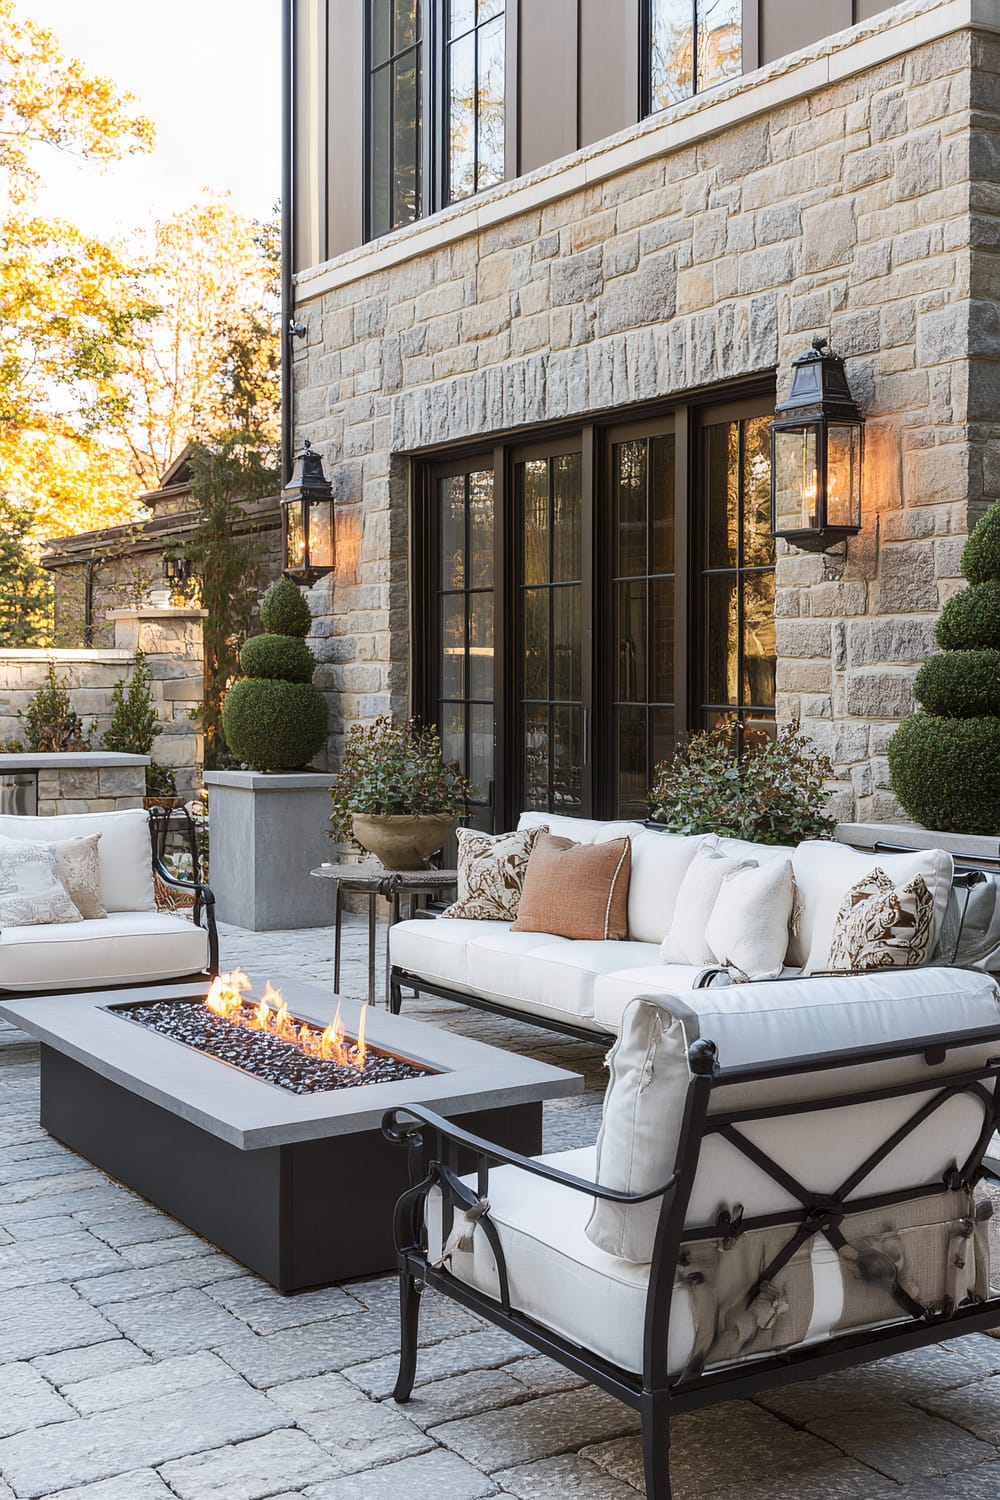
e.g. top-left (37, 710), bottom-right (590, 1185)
top-left (24, 0), bottom-right (282, 236)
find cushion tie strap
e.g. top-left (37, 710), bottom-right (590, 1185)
top-left (433, 1198), bottom-right (491, 1268)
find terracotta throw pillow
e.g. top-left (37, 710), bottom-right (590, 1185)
top-left (512, 832), bottom-right (632, 940)
top-left (442, 824), bottom-right (547, 921)
top-left (825, 867), bottom-right (935, 972)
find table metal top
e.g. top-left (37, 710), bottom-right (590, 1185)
top-left (311, 862), bottom-right (458, 888)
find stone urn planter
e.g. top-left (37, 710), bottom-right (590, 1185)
top-left (351, 812), bottom-right (456, 870)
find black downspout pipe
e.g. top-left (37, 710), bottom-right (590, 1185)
top-left (281, 0), bottom-right (295, 488)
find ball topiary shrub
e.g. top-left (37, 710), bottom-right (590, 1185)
top-left (222, 578), bottom-right (328, 772)
top-left (239, 633), bottom-right (316, 684)
top-left (887, 715), bottom-right (1000, 835)
top-left (260, 575), bottom-right (312, 638)
top-left (913, 650), bottom-right (1000, 719)
top-left (962, 502), bottom-right (1000, 586)
top-left (889, 500), bottom-right (1000, 833)
top-left (935, 582), bottom-right (1000, 652)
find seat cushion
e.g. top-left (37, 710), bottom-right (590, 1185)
top-left (428, 1145), bottom-right (844, 1375)
top-left (470, 934), bottom-right (662, 1025)
top-left (0, 911), bottom-right (209, 991)
top-left (592, 963), bottom-right (722, 1031)
top-left (390, 916), bottom-right (488, 991)
top-left (0, 810), bottom-right (155, 914)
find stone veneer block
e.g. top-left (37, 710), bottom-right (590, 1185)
top-left (203, 771), bottom-right (336, 930)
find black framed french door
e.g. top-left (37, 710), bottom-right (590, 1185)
top-left (511, 436), bottom-right (592, 818)
top-left (412, 383), bottom-right (776, 831)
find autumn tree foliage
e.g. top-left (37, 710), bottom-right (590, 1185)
top-left (0, 1), bottom-right (280, 649)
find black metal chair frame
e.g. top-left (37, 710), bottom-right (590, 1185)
top-left (147, 805), bottom-right (219, 978)
top-left (383, 1018), bottom-right (1000, 1500)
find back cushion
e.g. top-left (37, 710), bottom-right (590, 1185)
top-left (790, 841), bottom-right (953, 973)
top-left (517, 811), bottom-right (638, 845)
top-left (0, 810), bottom-right (155, 913)
top-left (586, 969), bottom-right (1000, 1264)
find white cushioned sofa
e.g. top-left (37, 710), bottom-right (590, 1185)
top-left (385, 965), bottom-right (1000, 1498)
top-left (389, 811), bottom-right (980, 1039)
top-left (0, 809), bottom-right (216, 993)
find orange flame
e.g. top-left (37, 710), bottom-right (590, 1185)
top-left (201, 975), bottom-right (368, 1072)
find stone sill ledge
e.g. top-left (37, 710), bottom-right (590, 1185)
top-left (0, 752), bottom-right (150, 769)
top-left (106, 608), bottom-right (208, 620)
top-left (0, 649), bottom-right (133, 663)
top-left (837, 820), bottom-right (1000, 860)
top-left (295, 0), bottom-right (985, 307)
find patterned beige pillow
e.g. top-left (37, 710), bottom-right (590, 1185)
top-left (0, 839), bottom-right (82, 927)
top-left (51, 834), bottom-right (106, 920)
top-left (825, 867), bottom-right (934, 972)
top-left (443, 825), bottom-right (547, 921)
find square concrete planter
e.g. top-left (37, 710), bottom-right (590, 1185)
top-left (204, 770), bottom-right (336, 930)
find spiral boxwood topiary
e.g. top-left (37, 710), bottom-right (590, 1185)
top-left (239, 633), bottom-right (316, 684)
top-left (888, 715), bottom-right (1000, 835)
top-left (935, 581), bottom-right (1000, 652)
top-left (260, 576), bottom-right (312, 638)
top-left (889, 500), bottom-right (1000, 833)
top-left (222, 578), bottom-right (327, 772)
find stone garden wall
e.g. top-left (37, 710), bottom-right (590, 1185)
top-left (0, 607), bottom-right (206, 800)
top-left (292, 0), bottom-right (994, 821)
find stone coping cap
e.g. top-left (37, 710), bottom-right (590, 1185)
top-left (0, 649), bottom-right (133, 662)
top-left (0, 752), bottom-right (150, 768)
top-left (204, 770), bottom-right (334, 790)
top-left (0, 978), bottom-right (583, 1149)
top-left (837, 820), bottom-right (1000, 861)
top-left (106, 608), bottom-right (208, 619)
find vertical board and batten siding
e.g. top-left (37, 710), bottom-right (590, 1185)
top-left (295, 0), bottom-right (898, 269)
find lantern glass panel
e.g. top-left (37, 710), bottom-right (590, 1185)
top-left (308, 500), bottom-right (335, 570)
top-left (772, 425), bottom-right (818, 533)
top-left (826, 421), bottom-right (862, 531)
top-left (285, 499), bottom-right (306, 572)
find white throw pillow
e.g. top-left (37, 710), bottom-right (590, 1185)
top-left (704, 857), bottom-right (794, 980)
top-left (586, 995), bottom-right (690, 1263)
top-left (620, 830), bottom-right (712, 945)
top-left (790, 842), bottom-right (954, 976)
top-left (0, 839), bottom-right (81, 927)
top-left (661, 842), bottom-right (756, 966)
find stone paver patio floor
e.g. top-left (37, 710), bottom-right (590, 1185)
top-left (3, 917), bottom-right (1000, 1498)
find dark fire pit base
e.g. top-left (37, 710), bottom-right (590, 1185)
top-left (40, 1045), bottom-right (540, 1292)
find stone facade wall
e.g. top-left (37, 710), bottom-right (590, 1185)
top-left (34, 762), bottom-right (146, 817)
top-left (0, 608), bottom-right (206, 799)
top-left (293, 1), bottom-right (987, 821)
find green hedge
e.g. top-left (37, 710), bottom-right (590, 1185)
top-left (888, 714), bottom-right (1000, 834)
top-left (222, 678), bottom-right (327, 772)
top-left (914, 649), bottom-right (1000, 718)
top-left (935, 582), bottom-right (1000, 652)
top-left (239, 632), bottom-right (316, 684)
top-left (260, 577), bottom-right (313, 639)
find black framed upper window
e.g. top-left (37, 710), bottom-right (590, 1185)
top-left (646, 0), bottom-right (742, 112)
top-left (368, 0), bottom-right (424, 238)
top-left (447, 1), bottom-right (505, 203)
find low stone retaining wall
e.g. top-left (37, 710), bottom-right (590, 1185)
top-left (0, 606), bottom-right (206, 800)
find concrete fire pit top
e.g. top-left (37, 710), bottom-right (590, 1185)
top-left (1, 978), bottom-right (583, 1150)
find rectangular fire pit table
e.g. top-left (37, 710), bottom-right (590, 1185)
top-left (0, 977), bottom-right (582, 1292)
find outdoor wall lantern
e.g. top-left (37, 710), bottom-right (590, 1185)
top-left (770, 336), bottom-right (864, 553)
top-left (164, 553), bottom-right (192, 585)
top-left (281, 439), bottom-right (335, 585)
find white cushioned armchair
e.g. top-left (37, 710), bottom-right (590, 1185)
top-left (385, 966), bottom-right (1000, 1500)
top-left (0, 808), bottom-right (217, 993)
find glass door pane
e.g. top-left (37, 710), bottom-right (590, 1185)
top-left (609, 426), bottom-right (676, 816)
top-left (515, 450), bottom-right (586, 815)
top-left (434, 467), bottom-right (495, 835)
top-left (699, 407), bottom-right (776, 745)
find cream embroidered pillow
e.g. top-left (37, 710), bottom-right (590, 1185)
top-left (661, 841), bottom-right (756, 966)
top-left (0, 833), bottom-right (105, 920)
top-left (0, 839), bottom-right (82, 927)
top-left (704, 857), bottom-right (794, 980)
top-left (825, 867), bottom-right (935, 972)
top-left (443, 825), bottom-right (547, 921)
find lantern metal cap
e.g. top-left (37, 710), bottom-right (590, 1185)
top-left (774, 336), bottom-right (864, 425)
top-left (282, 439), bottom-right (333, 500)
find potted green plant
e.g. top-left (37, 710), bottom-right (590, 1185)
top-left (330, 716), bottom-right (469, 869)
top-left (648, 717), bottom-right (835, 845)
